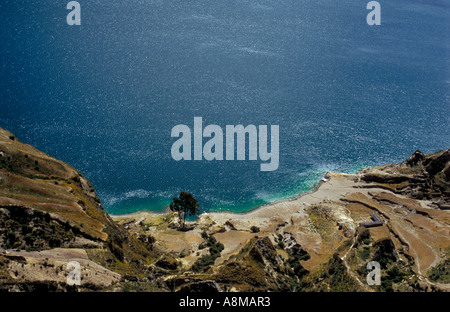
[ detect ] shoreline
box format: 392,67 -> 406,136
111,171 -> 365,270
110,171 -> 357,221
107,163 -> 370,219
108,173 -> 330,218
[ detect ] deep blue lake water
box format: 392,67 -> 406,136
1,0 -> 449,214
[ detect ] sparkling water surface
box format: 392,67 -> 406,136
1,1 -> 449,214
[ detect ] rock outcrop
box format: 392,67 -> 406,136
360,149 -> 450,203
0,127 -> 156,291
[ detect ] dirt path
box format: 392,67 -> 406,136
340,237 -> 373,291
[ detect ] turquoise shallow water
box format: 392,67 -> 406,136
1,1 -> 449,214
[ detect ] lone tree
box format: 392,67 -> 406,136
169,192 -> 200,230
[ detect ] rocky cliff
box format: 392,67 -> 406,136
0,126 -> 448,292
0,127 -> 155,291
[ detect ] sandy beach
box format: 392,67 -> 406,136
112,162 -> 449,285
112,172 -> 354,220
112,172 -> 365,268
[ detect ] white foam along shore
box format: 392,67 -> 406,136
108,173 -> 329,218
110,172 -> 362,229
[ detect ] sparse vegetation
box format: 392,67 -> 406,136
373,239 -> 397,268
357,228 -> 371,245
191,232 -> 224,272
0,207 -> 82,251
1,128 -> 448,292
377,265 -> 406,292
428,258 -> 450,283
359,246 -> 371,261
298,253 -> 361,292
307,205 -> 335,239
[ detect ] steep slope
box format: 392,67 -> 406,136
0,127 -> 156,291
359,149 -> 450,206
0,126 -> 448,292
114,150 -> 449,292
0,127 -> 110,242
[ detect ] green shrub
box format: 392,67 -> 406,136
359,246 -> 371,261
209,242 -> 224,256
428,259 -> 450,283
250,226 -> 260,233
191,232 -> 224,272
373,239 -> 397,267
192,255 -> 215,272
24,234 -> 35,245
357,229 -> 371,244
